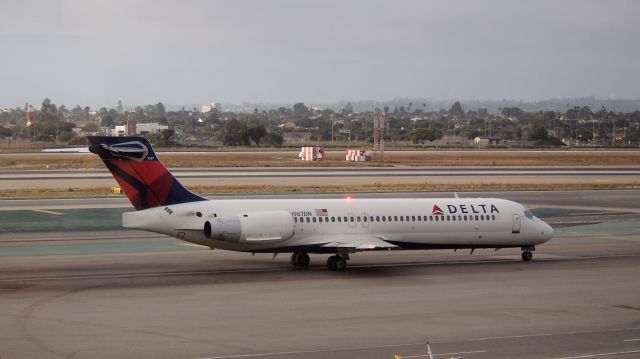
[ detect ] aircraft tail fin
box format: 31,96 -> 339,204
87,136 -> 206,210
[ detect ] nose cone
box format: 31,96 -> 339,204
540,221 -> 554,242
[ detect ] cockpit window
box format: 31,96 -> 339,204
524,209 -> 534,219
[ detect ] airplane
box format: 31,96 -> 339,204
87,136 -> 553,271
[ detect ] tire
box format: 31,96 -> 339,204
522,251 -> 533,261
297,252 -> 310,267
334,257 -> 347,270
327,256 -> 337,270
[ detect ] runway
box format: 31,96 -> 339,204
2,166 -> 639,180
1,166 -> 639,192
0,190 -> 639,358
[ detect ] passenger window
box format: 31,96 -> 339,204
350,216 -> 354,222
363,216 -> 367,222
458,215 -> 462,221
429,216 -> 433,221
331,217 -> 335,222
312,217 -> 317,223
400,216 -> 404,222
417,216 -> 421,222
306,217 -> 310,223
294,217 -> 297,223
392,216 -> 397,221
452,216 -> 456,221
464,215 -> 467,221
369,216 -> 374,222
344,216 -> 348,222
475,215 -> 479,220
357,216 -> 361,222
382,216 -> 386,222
435,216 -> 439,221
446,215 -> 450,221
492,215 -> 496,220
337,217 -> 342,222
376,216 -> 380,222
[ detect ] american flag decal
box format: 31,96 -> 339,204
315,208 -> 328,216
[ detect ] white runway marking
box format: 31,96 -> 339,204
403,350 -> 488,357
470,327 -> 640,341
551,349 -> 640,358
194,342 -> 427,359
31,209 -> 63,215
623,338 -> 640,342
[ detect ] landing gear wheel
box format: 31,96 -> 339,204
334,256 -> 347,270
327,255 -> 337,270
291,252 -> 310,267
522,251 -> 533,262
327,255 -> 347,271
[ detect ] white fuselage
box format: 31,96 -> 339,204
122,197 -> 553,253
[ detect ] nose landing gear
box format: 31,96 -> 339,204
521,246 -> 535,261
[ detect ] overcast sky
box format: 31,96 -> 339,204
1,0 -> 639,108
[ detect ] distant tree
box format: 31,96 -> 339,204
0,127 -> 13,137
83,122 -> 100,132
342,102 -> 353,114
155,102 -> 166,116
246,124 -> 267,147
264,132 -> 284,146
530,123 -> 549,141
410,128 -> 440,143
501,107 -> 525,119
68,136 -> 88,145
293,103 -> 309,117
625,127 -> 639,143
39,98 -> 60,122
448,101 -> 465,119
161,129 -> 175,143
222,119 -> 249,146
101,115 -> 115,127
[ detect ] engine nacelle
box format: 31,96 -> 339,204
204,210 -> 294,243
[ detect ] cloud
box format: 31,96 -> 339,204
1,0 -> 639,107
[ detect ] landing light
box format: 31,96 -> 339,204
345,195 -> 352,201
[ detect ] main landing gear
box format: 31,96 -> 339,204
290,252 -> 310,267
521,246 -> 534,262
290,252 -> 349,270
327,254 -> 348,271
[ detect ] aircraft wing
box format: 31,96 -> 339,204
321,235 -> 397,250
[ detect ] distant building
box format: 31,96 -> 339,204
127,118 -> 136,136
136,122 -> 168,135
107,122 -> 168,137
202,102 -> 222,113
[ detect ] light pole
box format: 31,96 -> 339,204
331,114 -> 334,143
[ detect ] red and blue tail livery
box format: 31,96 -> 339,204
87,136 -> 205,210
